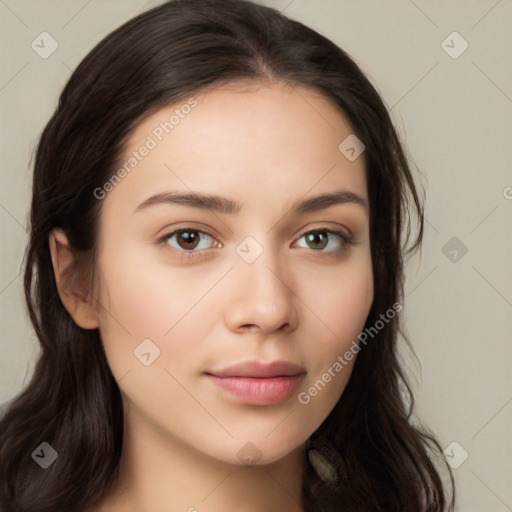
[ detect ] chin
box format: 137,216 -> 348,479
209,434 -> 307,468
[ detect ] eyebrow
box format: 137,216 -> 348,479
134,189 -> 368,216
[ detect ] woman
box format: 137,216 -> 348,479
0,0 -> 455,510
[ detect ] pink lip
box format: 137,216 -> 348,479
205,360 -> 306,405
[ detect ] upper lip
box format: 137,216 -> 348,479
207,360 -> 306,378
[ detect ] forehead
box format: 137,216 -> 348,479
128,80 -> 356,149
104,81 -> 368,217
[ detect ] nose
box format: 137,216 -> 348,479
224,247 -> 299,336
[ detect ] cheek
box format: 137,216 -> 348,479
307,256 -> 373,340
300,255 -> 373,386
95,248 -> 217,376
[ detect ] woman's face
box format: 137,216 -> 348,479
92,81 -> 373,465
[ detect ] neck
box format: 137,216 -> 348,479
93,399 -> 306,512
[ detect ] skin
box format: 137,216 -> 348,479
50,80 -> 374,512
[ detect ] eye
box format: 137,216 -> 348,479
159,228 -> 219,259
157,226 -> 355,261
294,228 -> 354,254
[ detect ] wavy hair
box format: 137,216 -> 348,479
0,0 -> 455,510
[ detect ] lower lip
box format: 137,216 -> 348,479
206,374 -> 305,405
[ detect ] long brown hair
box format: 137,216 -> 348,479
0,1 -> 455,510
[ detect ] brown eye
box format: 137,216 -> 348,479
173,229 -> 201,250
158,227 -> 219,261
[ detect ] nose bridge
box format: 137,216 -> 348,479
226,234 -> 298,333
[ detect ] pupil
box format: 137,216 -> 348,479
308,231 -> 327,249
180,230 -> 198,249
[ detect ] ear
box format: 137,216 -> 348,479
49,228 -> 100,330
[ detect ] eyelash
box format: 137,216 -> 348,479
157,226 -> 356,262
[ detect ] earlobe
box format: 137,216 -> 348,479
48,228 -> 100,330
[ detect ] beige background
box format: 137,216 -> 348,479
1,1 -> 511,510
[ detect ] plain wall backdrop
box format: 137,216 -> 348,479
0,1 -> 511,511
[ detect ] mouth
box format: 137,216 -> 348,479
205,360 -> 306,405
